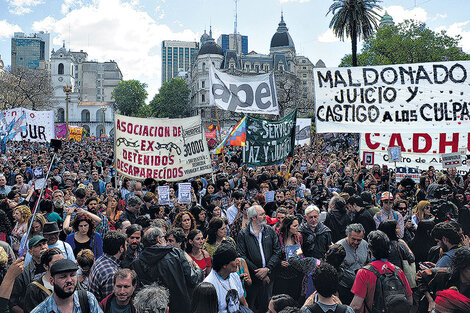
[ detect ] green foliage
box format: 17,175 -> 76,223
327,0 -> 382,66
135,105 -> 153,118
339,20 -> 470,66
150,78 -> 190,118
112,80 -> 148,116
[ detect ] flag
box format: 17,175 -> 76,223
207,123 -> 215,131
214,116 -> 246,154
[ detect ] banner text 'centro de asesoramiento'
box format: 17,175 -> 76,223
314,61 -> 470,133
114,114 -> 212,181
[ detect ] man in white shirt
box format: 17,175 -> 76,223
226,190 -> 245,225
204,243 -> 249,313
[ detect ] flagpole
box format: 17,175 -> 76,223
215,107 -> 227,171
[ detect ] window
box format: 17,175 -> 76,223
57,108 -> 65,123
302,66 -> 307,70
202,63 -> 206,71
303,74 -> 307,78
58,63 -> 64,75
201,80 -> 205,88
201,94 -> 205,102
81,110 -> 90,122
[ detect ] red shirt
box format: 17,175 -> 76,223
351,260 -> 412,313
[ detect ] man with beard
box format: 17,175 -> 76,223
30,259 -> 102,313
264,189 -> 285,218
299,205 -> 332,259
100,269 -> 137,313
86,197 -> 109,238
25,222 -> 76,263
52,190 -> 66,217
121,224 -> 143,268
10,235 -> 48,313
88,231 -> 127,302
431,222 -> 461,268
237,205 -> 281,313
216,178 -> 232,212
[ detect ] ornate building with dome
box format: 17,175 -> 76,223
187,14 -> 326,128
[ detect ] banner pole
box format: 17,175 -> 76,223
215,107 -> 227,171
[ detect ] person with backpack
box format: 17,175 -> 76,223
350,230 -> 413,313
300,263 -> 353,313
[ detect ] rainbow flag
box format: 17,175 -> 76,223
214,116 -> 246,154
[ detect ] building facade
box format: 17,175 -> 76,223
51,44 -> 122,137
161,40 -> 199,84
11,32 -> 50,72
187,14 -> 325,128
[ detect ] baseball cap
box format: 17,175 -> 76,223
381,192 -> 394,201
29,235 -> 47,248
50,259 -> 79,276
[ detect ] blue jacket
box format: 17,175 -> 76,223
65,232 -> 103,258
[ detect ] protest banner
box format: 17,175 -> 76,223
0,108 -> 54,142
441,152 -> 462,168
209,63 -> 279,115
295,118 -> 311,146
114,114 -> 212,181
360,132 -> 470,172
68,126 -> 83,142
55,124 -> 67,138
242,110 -> 296,166
314,61 -> 470,133
178,183 -> 192,204
158,186 -> 170,205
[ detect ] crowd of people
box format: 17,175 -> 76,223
0,137 -> 469,313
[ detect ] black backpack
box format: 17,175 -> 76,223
363,264 -> 410,313
306,302 -> 348,313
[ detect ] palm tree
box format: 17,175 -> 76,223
327,0 -> 382,66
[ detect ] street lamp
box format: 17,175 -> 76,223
100,106 -> 107,137
63,85 -> 72,135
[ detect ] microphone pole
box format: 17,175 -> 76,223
20,139 -> 61,252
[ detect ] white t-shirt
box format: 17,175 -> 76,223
204,269 -> 244,313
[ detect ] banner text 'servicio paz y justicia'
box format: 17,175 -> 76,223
243,110 -> 296,166
115,114 -> 212,181
314,61 -> 470,133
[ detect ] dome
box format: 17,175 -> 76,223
270,13 -> 295,49
200,30 -> 211,45
198,40 -> 224,56
380,11 -> 395,26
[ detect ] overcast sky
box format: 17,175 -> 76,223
1,0 -> 470,98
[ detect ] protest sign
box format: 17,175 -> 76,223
388,147 -> 402,162
178,183 -> 192,204
360,132 -> 470,172
0,108 -> 54,142
295,118 -> 311,146
242,110 -> 296,166
158,186 -> 170,205
396,166 -> 420,183
209,64 -> 279,115
33,167 -> 45,190
314,61 -> 470,133
115,114 -> 212,181
441,152 -> 462,168
68,126 -> 83,142
55,124 -> 67,138
265,190 -> 275,203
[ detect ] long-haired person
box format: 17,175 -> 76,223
190,282 -> 219,313
65,213 -> 103,258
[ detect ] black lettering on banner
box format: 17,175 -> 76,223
183,139 -> 205,157
449,63 -> 467,83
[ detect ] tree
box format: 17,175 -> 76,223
150,78 -> 190,118
0,68 -> 54,110
327,0 -> 382,66
339,20 -> 470,66
111,80 -> 148,116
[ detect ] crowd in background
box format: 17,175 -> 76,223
0,136 -> 469,313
